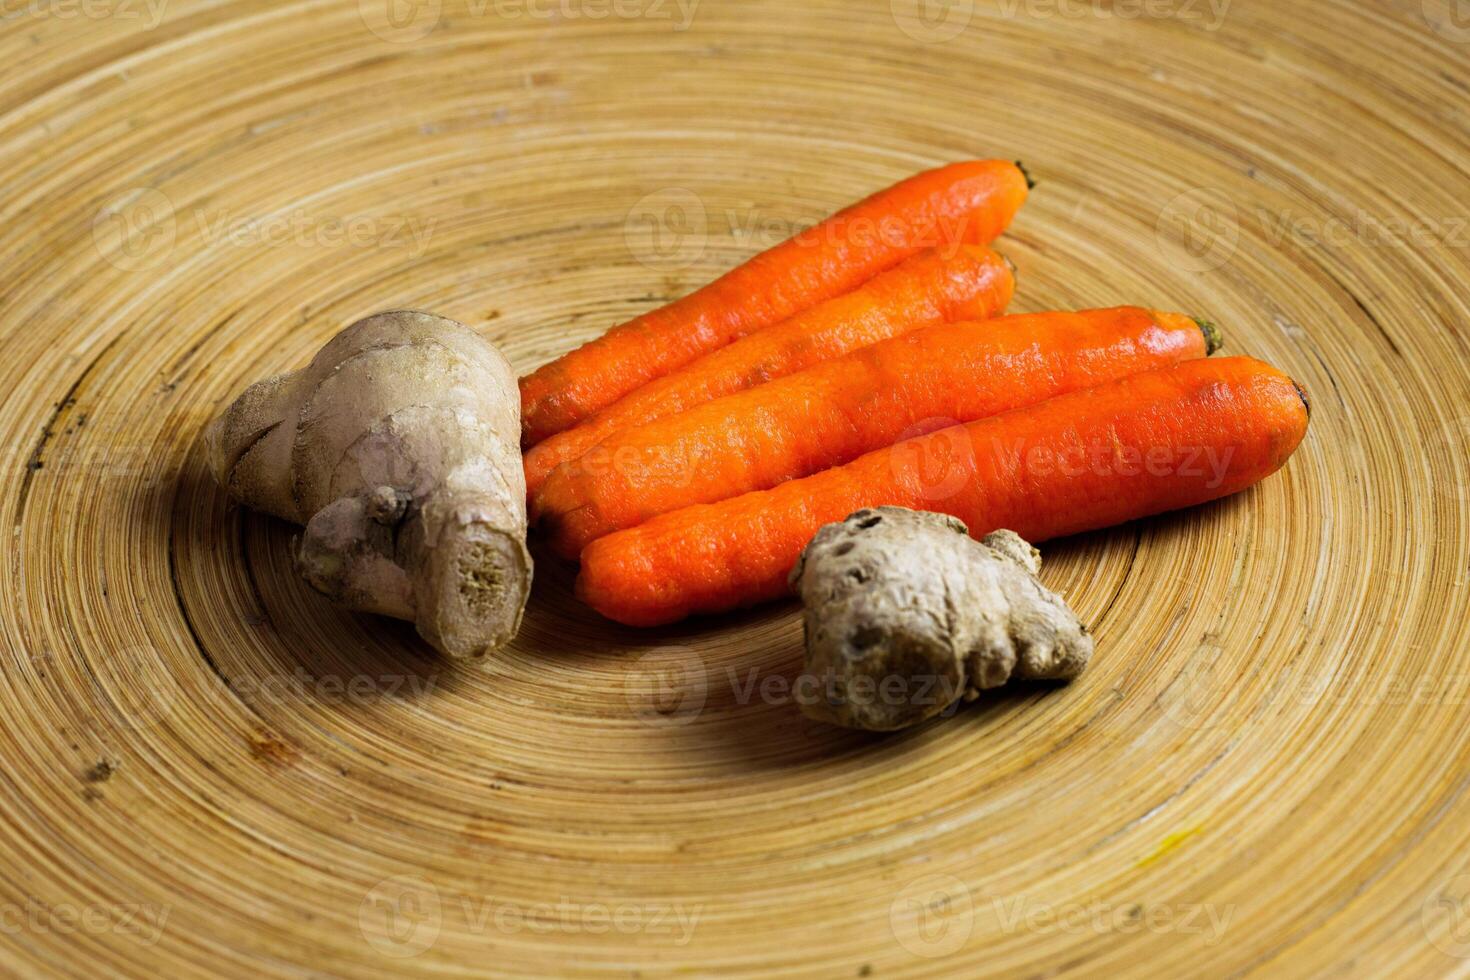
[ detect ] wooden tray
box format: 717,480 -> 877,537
3,1 -> 1469,975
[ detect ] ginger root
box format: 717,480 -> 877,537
790,507 -> 1092,731
206,310 -> 532,660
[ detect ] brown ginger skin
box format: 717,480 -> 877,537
206,310 -> 531,660
790,508 -> 1092,731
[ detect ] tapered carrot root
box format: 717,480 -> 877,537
540,308 -> 1217,557
519,160 -> 1031,446
577,357 -> 1309,626
524,244 -> 1016,496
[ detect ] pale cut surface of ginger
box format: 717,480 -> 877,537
206,310 -> 531,660
790,507 -> 1092,731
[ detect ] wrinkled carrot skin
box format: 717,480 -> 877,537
518,161 -> 1031,446
577,357 -> 1309,626
540,308 -> 1213,557
524,244 -> 1016,496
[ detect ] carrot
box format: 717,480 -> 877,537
538,307 -> 1219,558
524,244 -> 1016,496
518,160 -> 1031,446
577,357 -> 1309,626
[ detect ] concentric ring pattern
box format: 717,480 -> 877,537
2,1 -> 1469,976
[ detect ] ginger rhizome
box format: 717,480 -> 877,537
790,508 -> 1092,730
207,311 -> 531,660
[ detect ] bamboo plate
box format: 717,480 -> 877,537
3,1 -> 1469,976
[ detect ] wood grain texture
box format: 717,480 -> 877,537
1,0 -> 1468,976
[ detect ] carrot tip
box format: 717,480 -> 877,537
1195,319 -> 1224,355
1015,160 -> 1036,190
1292,378 -> 1311,417
1000,252 -> 1018,280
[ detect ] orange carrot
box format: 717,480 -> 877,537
577,357 -> 1309,626
538,308 -> 1219,557
519,160 -> 1031,446
524,244 -> 1016,495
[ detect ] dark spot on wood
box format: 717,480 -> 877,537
248,730 -> 300,767
84,760 -> 115,783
